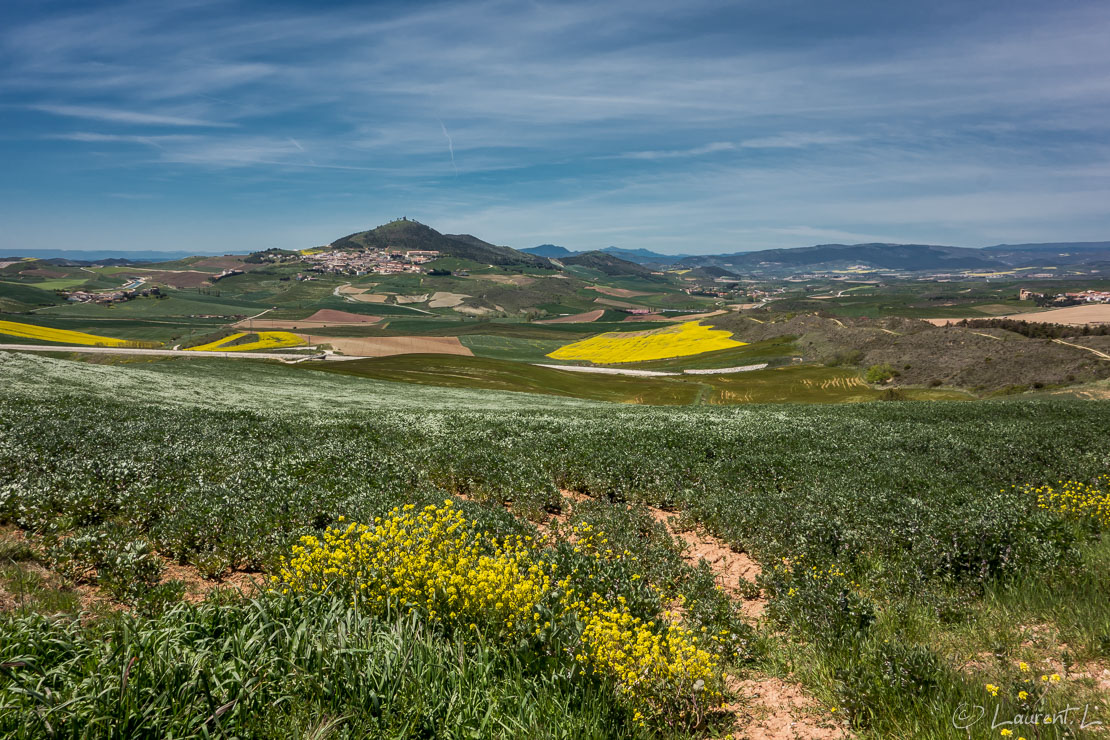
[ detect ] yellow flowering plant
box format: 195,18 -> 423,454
1024,476 -> 1110,528
278,501 -> 726,728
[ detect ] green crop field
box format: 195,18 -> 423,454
1,350 -> 1108,737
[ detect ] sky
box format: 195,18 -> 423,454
2,0 -> 1110,256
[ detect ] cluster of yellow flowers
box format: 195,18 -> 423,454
546,321 -> 745,364
577,599 -> 724,725
984,661 -> 1064,738
187,331 -> 305,352
774,555 -> 861,595
279,501 -> 549,637
278,500 -> 724,726
1027,476 -> 1110,527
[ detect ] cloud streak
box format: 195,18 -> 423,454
1,0 -> 1109,253
439,121 -> 458,176
28,104 -> 233,127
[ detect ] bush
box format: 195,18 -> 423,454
864,363 -> 895,383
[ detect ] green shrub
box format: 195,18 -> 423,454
864,363 -> 895,383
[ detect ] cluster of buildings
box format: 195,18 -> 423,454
63,286 -> 161,305
301,249 -> 440,276
1019,288 -> 1110,304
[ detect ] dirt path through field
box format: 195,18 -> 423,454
563,494 -> 846,738
643,505 -> 764,619
640,505 -> 846,737
451,487 -> 846,738
1053,338 -> 1110,360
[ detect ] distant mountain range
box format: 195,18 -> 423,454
6,230 -> 1110,276
527,241 -> 1110,273
524,245 -> 690,265
0,249 -> 212,263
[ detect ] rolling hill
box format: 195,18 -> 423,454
560,250 -> 664,279
331,220 -> 554,269
523,245 -> 689,265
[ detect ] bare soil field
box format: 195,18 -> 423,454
306,309 -> 382,323
189,256 -> 269,272
586,285 -> 656,298
337,285 -> 390,303
463,274 -> 536,286
593,297 -> 641,309
296,334 -> 474,357
621,310 -> 726,323
428,291 -> 470,308
665,309 -> 728,322
925,304 -> 1110,326
235,309 -> 382,330
133,270 -> 213,288
535,309 -> 605,324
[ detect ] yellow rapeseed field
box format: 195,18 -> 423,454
547,320 -> 744,363
0,320 -> 135,347
185,331 -> 305,352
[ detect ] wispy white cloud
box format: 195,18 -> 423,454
620,142 -> 735,159
740,134 -> 861,149
28,104 -> 233,127
2,0 -> 1110,252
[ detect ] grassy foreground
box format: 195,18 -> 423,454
0,352 -> 1107,737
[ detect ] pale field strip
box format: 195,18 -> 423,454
535,363 -> 676,376
0,352 -> 593,412
535,309 -> 605,324
534,362 -> 768,377
296,334 -> 473,357
427,291 -> 470,308
585,285 -> 656,298
0,344 -> 332,362
683,363 -> 768,375
924,304 -> 1110,327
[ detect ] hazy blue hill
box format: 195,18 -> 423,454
523,244 -> 577,258
598,246 -> 689,265
0,249 -> 212,263
983,241 -> 1110,266
681,243 -> 1005,271
561,250 -> 663,279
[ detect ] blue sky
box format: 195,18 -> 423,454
2,0 -> 1110,255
